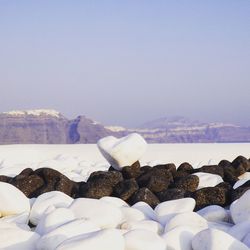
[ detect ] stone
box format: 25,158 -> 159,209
232,155 -> 250,172
129,188 -> 160,208
69,198 -> 123,228
35,207 -> 75,235
228,221 -> 250,241
11,174 -> 44,198
0,227 -> 40,249
57,229 -> 125,250
136,168 -> 172,193
155,198 -> 196,226
156,188 -> 186,202
196,165 -> 224,178
97,133 -> 147,170
0,182 -> 30,217
193,172 -> 223,189
0,175 -> 12,183
178,162 -> 194,172
124,229 -> 166,250
122,161 -> 141,179
164,212 -> 208,233
113,179 -> 139,201
30,191 -> 73,225
172,175 -> 199,192
197,205 -> 229,223
120,206 -> 147,223
162,226 -> 202,250
192,228 -> 249,250
132,201 -> 157,221
121,219 -> 164,234
230,189 -> 250,224
36,219 -> 100,250
192,187 -> 227,210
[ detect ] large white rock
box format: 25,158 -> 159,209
192,172 -> 223,189
233,179 -> 250,189
0,227 -> 40,250
207,221 -> 233,233
164,212 -> 208,233
192,228 -> 249,250
97,133 -> 147,170
0,212 -> 29,224
36,219 -> 100,250
69,198 -> 123,228
230,189 -> 250,224
57,228 -> 125,250
243,232 -> 250,248
197,205 -> 230,223
100,196 -> 129,208
162,226 -> 202,250
121,220 -> 164,234
30,191 -> 73,225
35,207 -> 75,235
132,201 -> 157,221
0,182 -> 30,217
124,229 -> 166,250
155,198 -> 196,226
121,207 -> 147,223
228,221 -> 250,241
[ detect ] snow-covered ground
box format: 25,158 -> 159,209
0,143 -> 250,250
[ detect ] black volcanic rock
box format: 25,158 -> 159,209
129,188 -> 160,208
122,161 -> 141,179
232,155 -> 250,172
172,175 -> 199,192
11,174 -> 44,198
195,165 -> 224,178
156,188 -> 186,202
192,187 -> 227,210
178,162 -> 194,173
0,175 -> 12,183
113,179 -> 139,201
136,169 -> 172,193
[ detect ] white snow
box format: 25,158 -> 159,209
2,109 -> 62,118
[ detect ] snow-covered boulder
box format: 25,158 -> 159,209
97,133 -> 147,170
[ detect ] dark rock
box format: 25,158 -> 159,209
19,168 -> 34,176
122,161 -> 141,179
195,165 -> 224,178
218,160 -> 232,168
87,171 -> 123,187
173,175 -> 199,192
140,166 -> 152,174
79,170 -> 123,199
231,187 -> 250,202
108,166 -> 117,171
232,155 -> 250,172
0,175 -> 12,183
156,188 -> 186,202
192,187 -> 227,210
215,182 -> 233,206
136,169 -> 171,193
129,187 -> 160,208
113,179 -> 139,201
79,181 -> 113,199
173,171 -> 190,180
34,168 -> 76,197
11,174 -> 44,198
178,162 -> 194,173
223,167 -> 239,185
153,163 -> 176,175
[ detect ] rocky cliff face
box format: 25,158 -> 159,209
0,110 -> 249,144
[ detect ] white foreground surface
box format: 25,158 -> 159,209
0,143 -> 250,249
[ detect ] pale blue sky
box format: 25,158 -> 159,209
0,0 -> 249,127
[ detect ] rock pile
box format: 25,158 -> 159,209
0,155 -> 250,210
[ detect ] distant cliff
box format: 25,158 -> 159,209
0,110 -> 249,144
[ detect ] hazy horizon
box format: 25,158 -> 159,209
0,1 -> 249,127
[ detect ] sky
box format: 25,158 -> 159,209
0,0 -> 249,127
